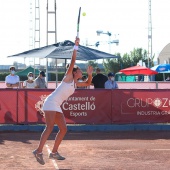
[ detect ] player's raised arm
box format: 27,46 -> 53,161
65,37 -> 80,77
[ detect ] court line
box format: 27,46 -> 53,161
113,149 -> 170,152
45,144 -> 59,170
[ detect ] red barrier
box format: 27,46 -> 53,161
0,89 -> 17,124
17,89 -> 52,124
62,89 -> 112,124
17,89 -> 112,124
1,89 -> 170,124
112,89 -> 170,124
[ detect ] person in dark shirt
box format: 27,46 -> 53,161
91,68 -> 108,88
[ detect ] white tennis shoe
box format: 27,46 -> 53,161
49,152 -> 65,160
32,150 -> 45,165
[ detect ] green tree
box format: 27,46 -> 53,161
103,48 -> 150,73
143,52 -> 155,68
87,60 -> 98,69
121,53 -> 132,68
103,53 -> 121,73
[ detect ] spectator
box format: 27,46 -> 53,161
5,66 -> 20,88
77,75 -> 87,89
34,71 -> 47,89
105,72 -> 118,89
91,68 -> 107,88
82,75 -> 87,81
23,72 -> 36,88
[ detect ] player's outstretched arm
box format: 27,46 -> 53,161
65,37 -> 80,77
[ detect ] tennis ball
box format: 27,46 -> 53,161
82,12 -> 86,16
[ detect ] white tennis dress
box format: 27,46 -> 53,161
42,80 -> 75,113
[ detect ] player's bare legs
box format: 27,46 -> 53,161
52,112 -> 67,153
36,111 -> 56,153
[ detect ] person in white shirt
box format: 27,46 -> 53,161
105,72 -> 118,89
5,66 -> 20,88
77,75 -> 87,89
23,72 -> 36,88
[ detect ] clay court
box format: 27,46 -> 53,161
0,131 -> 170,170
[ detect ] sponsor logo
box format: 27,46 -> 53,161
122,97 -> 170,116
35,95 -> 97,118
35,95 -> 48,115
62,96 -> 96,117
137,110 -> 170,116
127,97 -> 170,108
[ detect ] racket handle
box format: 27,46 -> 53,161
77,7 -> 81,38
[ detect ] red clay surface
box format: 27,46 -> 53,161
0,131 -> 170,170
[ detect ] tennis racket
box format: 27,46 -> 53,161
77,7 -> 81,38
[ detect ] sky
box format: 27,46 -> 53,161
0,0 -> 170,65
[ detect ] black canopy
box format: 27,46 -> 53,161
8,40 -> 119,61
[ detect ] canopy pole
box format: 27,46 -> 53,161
65,59 -> 67,73
46,58 -> 48,87
34,58 -> 35,79
163,73 -> 165,81
55,59 -> 58,88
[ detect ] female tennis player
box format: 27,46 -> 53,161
33,37 -> 93,161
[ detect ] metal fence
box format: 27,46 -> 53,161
117,82 -> 170,89
0,81 -> 170,89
